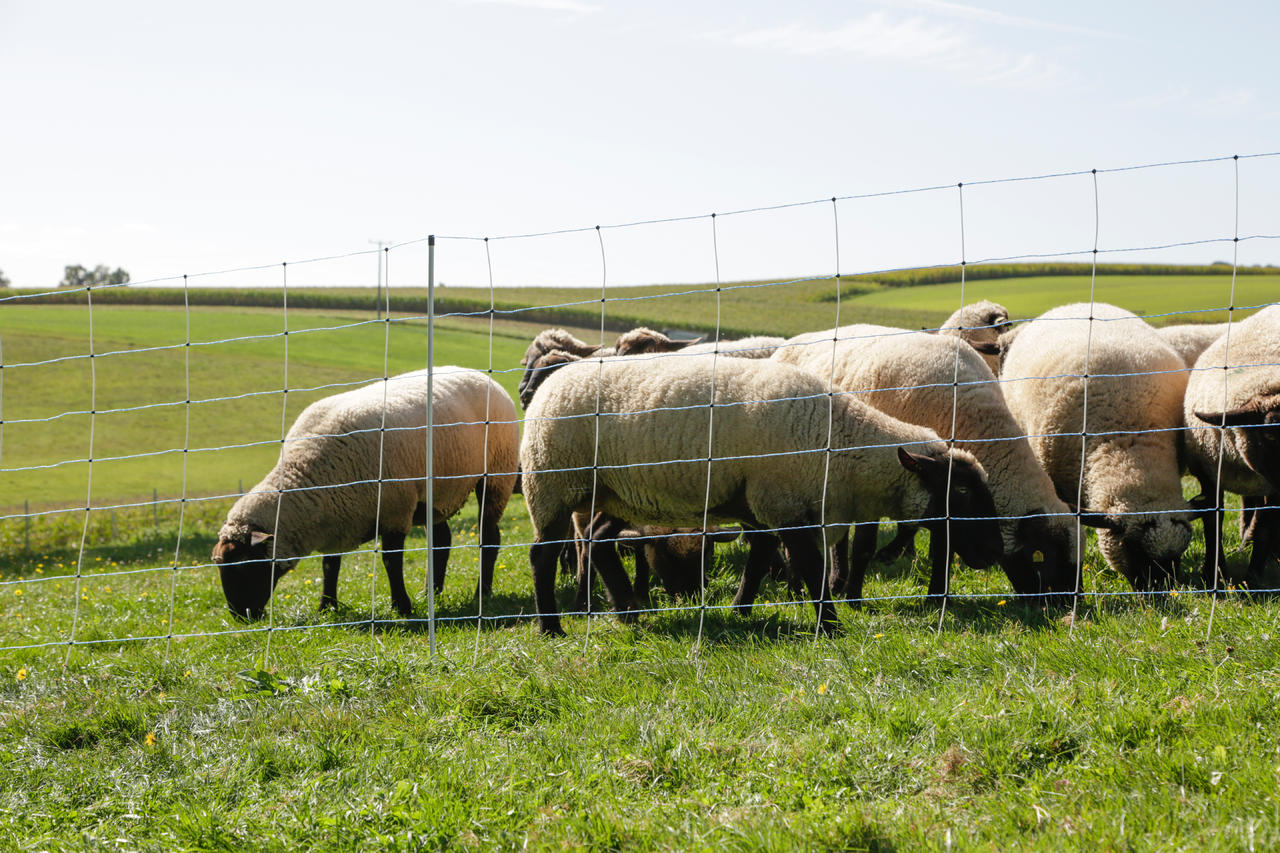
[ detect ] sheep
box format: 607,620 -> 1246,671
1182,305 -> 1280,583
771,324 -> 1079,601
517,331 -> 784,606
519,354 -> 1004,635
933,301 -> 1012,375
211,367 -> 519,619
1158,323 -> 1231,368
1000,303 -> 1194,590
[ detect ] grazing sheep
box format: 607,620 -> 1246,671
1000,303 -> 1193,590
1182,305 -> 1280,582
933,301 -> 1013,375
1158,323 -> 1230,368
520,354 -> 1003,635
518,332 -> 786,608
212,367 -> 519,619
773,324 -> 1078,600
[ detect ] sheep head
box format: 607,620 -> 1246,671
211,529 -> 292,619
1195,393 -> 1280,489
897,446 -> 1003,571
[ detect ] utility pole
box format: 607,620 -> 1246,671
369,239 -> 391,320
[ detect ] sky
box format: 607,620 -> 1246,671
2,0 -> 1278,290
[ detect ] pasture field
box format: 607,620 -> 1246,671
2,286 -> 1280,850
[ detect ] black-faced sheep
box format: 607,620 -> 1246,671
1000,303 -> 1193,590
520,354 -> 1003,635
1183,305 -> 1280,583
772,324 -> 1078,601
212,367 -> 518,618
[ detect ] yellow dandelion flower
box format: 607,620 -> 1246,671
796,687 -> 806,697
1170,590 -> 1180,598
144,732 -> 157,747
997,600 -> 1006,606
184,669 -> 192,678
817,683 -> 829,695
13,589 -> 22,597
103,586 -> 111,593
35,567 -> 43,574
874,633 -> 885,639
16,668 -> 27,682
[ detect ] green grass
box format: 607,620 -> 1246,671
3,278 -> 1280,849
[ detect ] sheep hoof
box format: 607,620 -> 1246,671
538,618 -> 566,637
617,610 -> 639,625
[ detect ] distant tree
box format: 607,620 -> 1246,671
0,269 -> 9,288
59,264 -> 130,288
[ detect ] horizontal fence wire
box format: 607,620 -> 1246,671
3,150 -> 1280,661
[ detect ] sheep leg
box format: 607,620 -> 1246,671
1200,487 -> 1227,590
780,529 -> 838,635
875,522 -> 918,563
476,481 -> 503,598
431,521 -> 451,595
532,513 -> 573,636
319,554 -> 341,610
845,522 -> 878,606
586,516 -> 639,621
380,530 -> 414,618
632,541 -> 652,606
925,524 -> 953,602
1241,495 -> 1260,544
730,532 -> 780,615
1246,496 -> 1279,582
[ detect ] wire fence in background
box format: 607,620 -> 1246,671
2,151 -> 1280,663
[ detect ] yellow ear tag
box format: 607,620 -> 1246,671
1032,550 -> 1045,563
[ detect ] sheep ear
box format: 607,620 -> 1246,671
250,530 -> 273,547
667,337 -> 703,350
968,340 -> 1001,356
1195,405 -> 1265,427
897,446 -> 936,475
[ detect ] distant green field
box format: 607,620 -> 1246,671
844,274 -> 1280,326
0,306 -> 529,509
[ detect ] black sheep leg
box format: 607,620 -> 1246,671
1247,496 -> 1279,582
431,521 -> 451,595
875,522 -> 918,563
730,532 -> 781,616
780,529 -> 838,635
319,554 -> 341,610
586,516 -> 639,621
845,522 -> 879,605
380,530 -> 414,617
924,523 -> 954,602
532,513 -> 573,636
1201,487 -> 1227,589
476,481 -> 503,599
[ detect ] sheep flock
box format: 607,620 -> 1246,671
213,301 -> 1280,635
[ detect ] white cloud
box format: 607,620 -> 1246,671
717,12 -> 1071,87
459,0 -> 600,12
881,0 -> 1117,39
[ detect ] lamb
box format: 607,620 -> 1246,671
1182,305 -> 1280,582
771,324 -> 1079,600
933,301 -> 1012,375
1158,323 -> 1230,368
212,367 -> 519,619
519,354 -> 1004,635
1000,303 -> 1194,590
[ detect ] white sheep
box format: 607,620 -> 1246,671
212,367 -> 519,618
933,300 -> 1012,375
1000,303 -> 1193,590
772,324 -> 1079,600
1158,323 -> 1230,368
1182,305 -> 1280,582
520,354 -> 1003,635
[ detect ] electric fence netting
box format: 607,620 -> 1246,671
3,152 -> 1280,665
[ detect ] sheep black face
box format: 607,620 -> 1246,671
518,350 -> 580,410
1195,402 -> 1280,489
999,513 -> 1077,600
897,447 -> 1003,570
1088,513 -> 1192,591
211,531 -> 289,619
